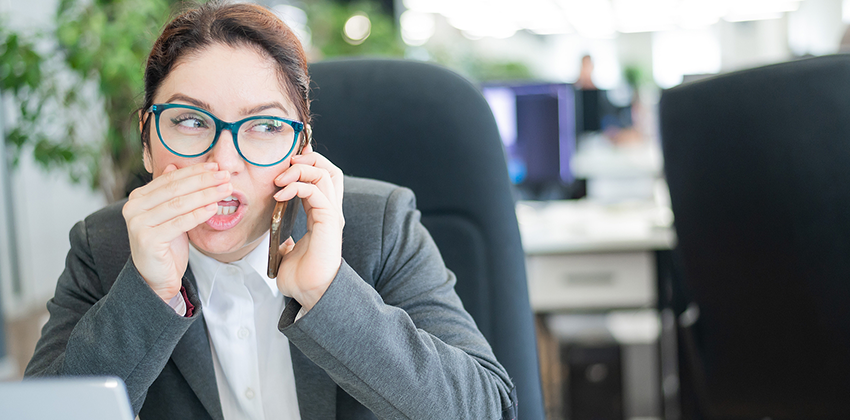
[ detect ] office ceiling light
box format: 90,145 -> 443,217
724,0 -> 802,22
403,0 -> 807,38
520,0 -> 573,35
724,12 -> 784,22
613,0 -> 677,33
401,10 -> 436,46
405,0 -> 571,38
525,16 -> 573,35
343,13 -> 371,45
676,0 -> 724,29
561,0 -> 617,39
446,2 -> 520,39
403,0 -> 450,14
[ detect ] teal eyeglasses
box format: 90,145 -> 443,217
146,103 -> 304,167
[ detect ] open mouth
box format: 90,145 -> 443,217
206,193 -> 247,230
217,195 -> 239,216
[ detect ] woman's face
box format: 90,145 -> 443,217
144,43 -> 299,262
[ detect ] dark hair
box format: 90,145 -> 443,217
139,1 -> 310,151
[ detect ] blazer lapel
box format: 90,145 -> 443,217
289,208 -> 338,419
171,267 -> 225,420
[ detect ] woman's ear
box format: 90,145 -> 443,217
139,110 -> 153,173
303,123 -> 312,151
143,146 -> 153,174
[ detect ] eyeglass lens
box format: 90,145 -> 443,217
158,106 -> 296,165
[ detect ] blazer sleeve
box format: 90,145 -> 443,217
278,186 -> 515,420
24,219 -> 202,414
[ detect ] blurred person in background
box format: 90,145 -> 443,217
23,2 -> 516,419
575,54 -> 597,90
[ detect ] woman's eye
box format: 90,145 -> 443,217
171,115 -> 208,129
250,120 -> 285,134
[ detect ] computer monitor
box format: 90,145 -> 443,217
482,82 -> 577,199
0,377 -> 135,420
577,89 -> 631,133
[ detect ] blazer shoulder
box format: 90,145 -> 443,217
82,199 -> 129,242
78,199 -> 131,277
343,175 -> 404,200
339,176 -> 422,285
341,176 -> 417,230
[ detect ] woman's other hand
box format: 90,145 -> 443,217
273,146 -> 345,311
122,162 -> 232,302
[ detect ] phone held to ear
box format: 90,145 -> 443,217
267,124 -> 311,279
267,197 -> 300,278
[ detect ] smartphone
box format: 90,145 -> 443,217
267,197 -> 301,278
267,127 -> 310,279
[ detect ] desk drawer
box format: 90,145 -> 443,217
526,251 -> 655,311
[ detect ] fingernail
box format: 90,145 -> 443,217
274,190 -> 284,200
218,183 -> 230,192
214,171 -> 227,179
204,163 -> 217,170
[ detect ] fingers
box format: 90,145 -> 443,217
139,182 -> 233,228
274,164 -> 335,203
135,202 -> 219,248
134,162 -> 219,197
162,164 -> 178,175
130,164 -> 231,213
123,161 -> 233,248
276,152 -> 344,207
273,181 -> 336,217
278,237 -> 296,256
290,152 -> 342,184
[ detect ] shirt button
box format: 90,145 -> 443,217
245,387 -> 255,400
237,327 -> 250,339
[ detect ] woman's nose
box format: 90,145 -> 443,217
207,130 -> 245,173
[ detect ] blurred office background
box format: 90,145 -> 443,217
1,0 -> 849,419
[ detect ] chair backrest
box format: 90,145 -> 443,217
308,58 -> 544,420
660,55 -> 850,419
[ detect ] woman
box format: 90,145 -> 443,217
25,2 -> 516,420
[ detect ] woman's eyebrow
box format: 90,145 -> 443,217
242,102 -> 288,116
166,93 -> 214,111
164,94 -> 287,117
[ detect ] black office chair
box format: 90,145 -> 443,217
660,55 -> 850,420
308,58 -> 545,420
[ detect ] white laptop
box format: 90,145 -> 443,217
0,377 -> 135,420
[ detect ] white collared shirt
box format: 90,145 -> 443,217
186,232 -> 301,420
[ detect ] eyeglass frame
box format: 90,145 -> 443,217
146,103 -> 305,167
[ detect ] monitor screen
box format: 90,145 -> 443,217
482,83 -> 576,192
577,89 -> 632,133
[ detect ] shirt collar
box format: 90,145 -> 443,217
188,231 -> 280,308
241,232 -> 280,296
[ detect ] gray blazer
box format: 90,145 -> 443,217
25,176 -> 516,420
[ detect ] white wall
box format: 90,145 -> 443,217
789,0 -> 845,56
719,17 -> 791,73
1,155 -> 106,317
